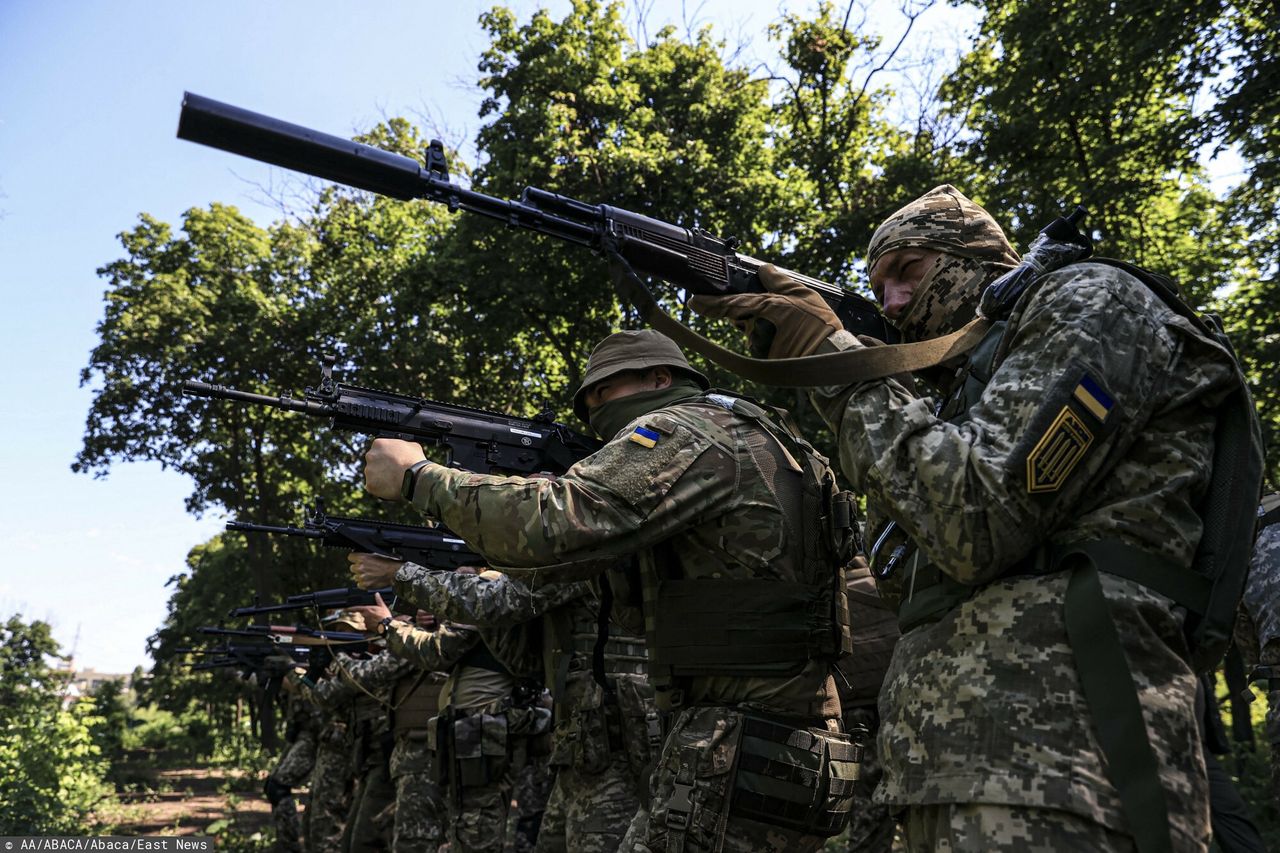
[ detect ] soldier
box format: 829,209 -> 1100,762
293,613 -> 416,853
360,584 -> 549,853
689,184 -> 1260,851
361,329 -> 862,852
1244,492 -> 1280,812
263,663 -> 321,853
300,618 -> 364,853
349,554 -> 656,853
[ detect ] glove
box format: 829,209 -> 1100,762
688,264 -> 843,358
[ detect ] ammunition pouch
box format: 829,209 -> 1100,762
428,695 -> 554,798
391,671 -> 443,734
730,714 -> 864,837
657,707 -> 862,848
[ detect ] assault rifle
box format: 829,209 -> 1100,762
197,624 -> 369,646
176,92 -> 895,343
225,499 -> 480,568
228,586 -> 401,619
184,359 -> 601,476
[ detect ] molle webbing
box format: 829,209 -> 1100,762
650,579 -> 835,676
730,715 -> 862,837
456,641 -> 511,676
392,672 -> 442,732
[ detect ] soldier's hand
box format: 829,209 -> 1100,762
363,438 -> 428,500
688,264 -> 843,358
347,591 -> 393,628
348,552 -> 402,590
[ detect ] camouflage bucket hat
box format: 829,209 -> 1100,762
324,609 -> 367,633
572,329 -> 708,423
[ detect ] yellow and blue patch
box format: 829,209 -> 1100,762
629,426 -> 661,448
1072,374 -> 1113,423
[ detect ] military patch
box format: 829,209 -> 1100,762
629,426 -> 660,448
1026,405 -> 1093,493
1072,374 -> 1114,422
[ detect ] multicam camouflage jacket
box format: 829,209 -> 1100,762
811,261 -> 1239,848
408,396 -> 842,721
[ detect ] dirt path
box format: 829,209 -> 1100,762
97,761 -> 272,837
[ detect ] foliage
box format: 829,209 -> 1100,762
0,614 -> 112,834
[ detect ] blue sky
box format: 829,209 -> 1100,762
0,0 -> 982,674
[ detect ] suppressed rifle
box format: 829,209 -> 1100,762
228,586 -> 401,619
198,624 -> 369,646
226,498 -> 481,568
176,92 -> 895,343
184,359 -> 601,476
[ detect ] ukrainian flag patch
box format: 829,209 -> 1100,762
629,426 -> 660,448
1072,374 -> 1113,423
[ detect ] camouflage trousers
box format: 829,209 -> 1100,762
270,730 -> 316,853
511,754 -> 555,853
900,805 -> 1136,853
841,708 -> 895,853
387,734 -> 446,853
627,705 -> 828,853
308,731 -> 355,853
345,758 -> 397,853
448,771 -> 514,853
536,753 -> 642,853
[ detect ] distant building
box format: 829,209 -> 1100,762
60,666 -> 132,707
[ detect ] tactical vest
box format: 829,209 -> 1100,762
391,670 -> 444,733
870,258 -> 1263,853
544,595 -> 648,702
835,563 -> 900,708
643,392 -> 856,689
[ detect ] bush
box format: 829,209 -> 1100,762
0,615 -> 112,833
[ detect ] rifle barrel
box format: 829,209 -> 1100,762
183,380 -> 334,415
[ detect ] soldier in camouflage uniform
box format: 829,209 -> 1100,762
294,632 -> 418,853
690,184 -> 1253,851
1243,493 -> 1280,812
264,674 -> 321,853
362,330 -> 862,853
350,554 -> 656,853
300,625 -> 363,853
364,591 -> 550,853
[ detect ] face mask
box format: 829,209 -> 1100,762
587,378 -> 704,440
894,254 -> 989,342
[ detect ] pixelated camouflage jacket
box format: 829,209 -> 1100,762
392,566 -> 655,770
410,397 -> 841,720
299,648 -> 418,737
810,261 -> 1238,846
1245,520 -> 1280,655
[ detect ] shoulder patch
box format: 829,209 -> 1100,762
629,426 -> 661,448
1026,406 -> 1093,493
1012,363 -> 1120,497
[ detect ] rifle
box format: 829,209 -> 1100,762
226,499 -> 481,569
197,625 -> 369,646
176,92 -> 895,343
228,586 -> 401,619
185,359 -> 602,475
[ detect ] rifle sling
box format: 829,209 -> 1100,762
607,254 -> 990,387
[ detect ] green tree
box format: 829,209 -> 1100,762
0,615 -> 110,833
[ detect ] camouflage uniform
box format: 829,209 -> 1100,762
804,186 -> 1240,850
303,654 -> 359,853
267,693 -> 320,853
384,616 -> 547,853
300,649 -> 418,852
392,566 -> 656,853
1243,500 -> 1280,812
384,667 -> 449,853
404,334 -> 858,853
